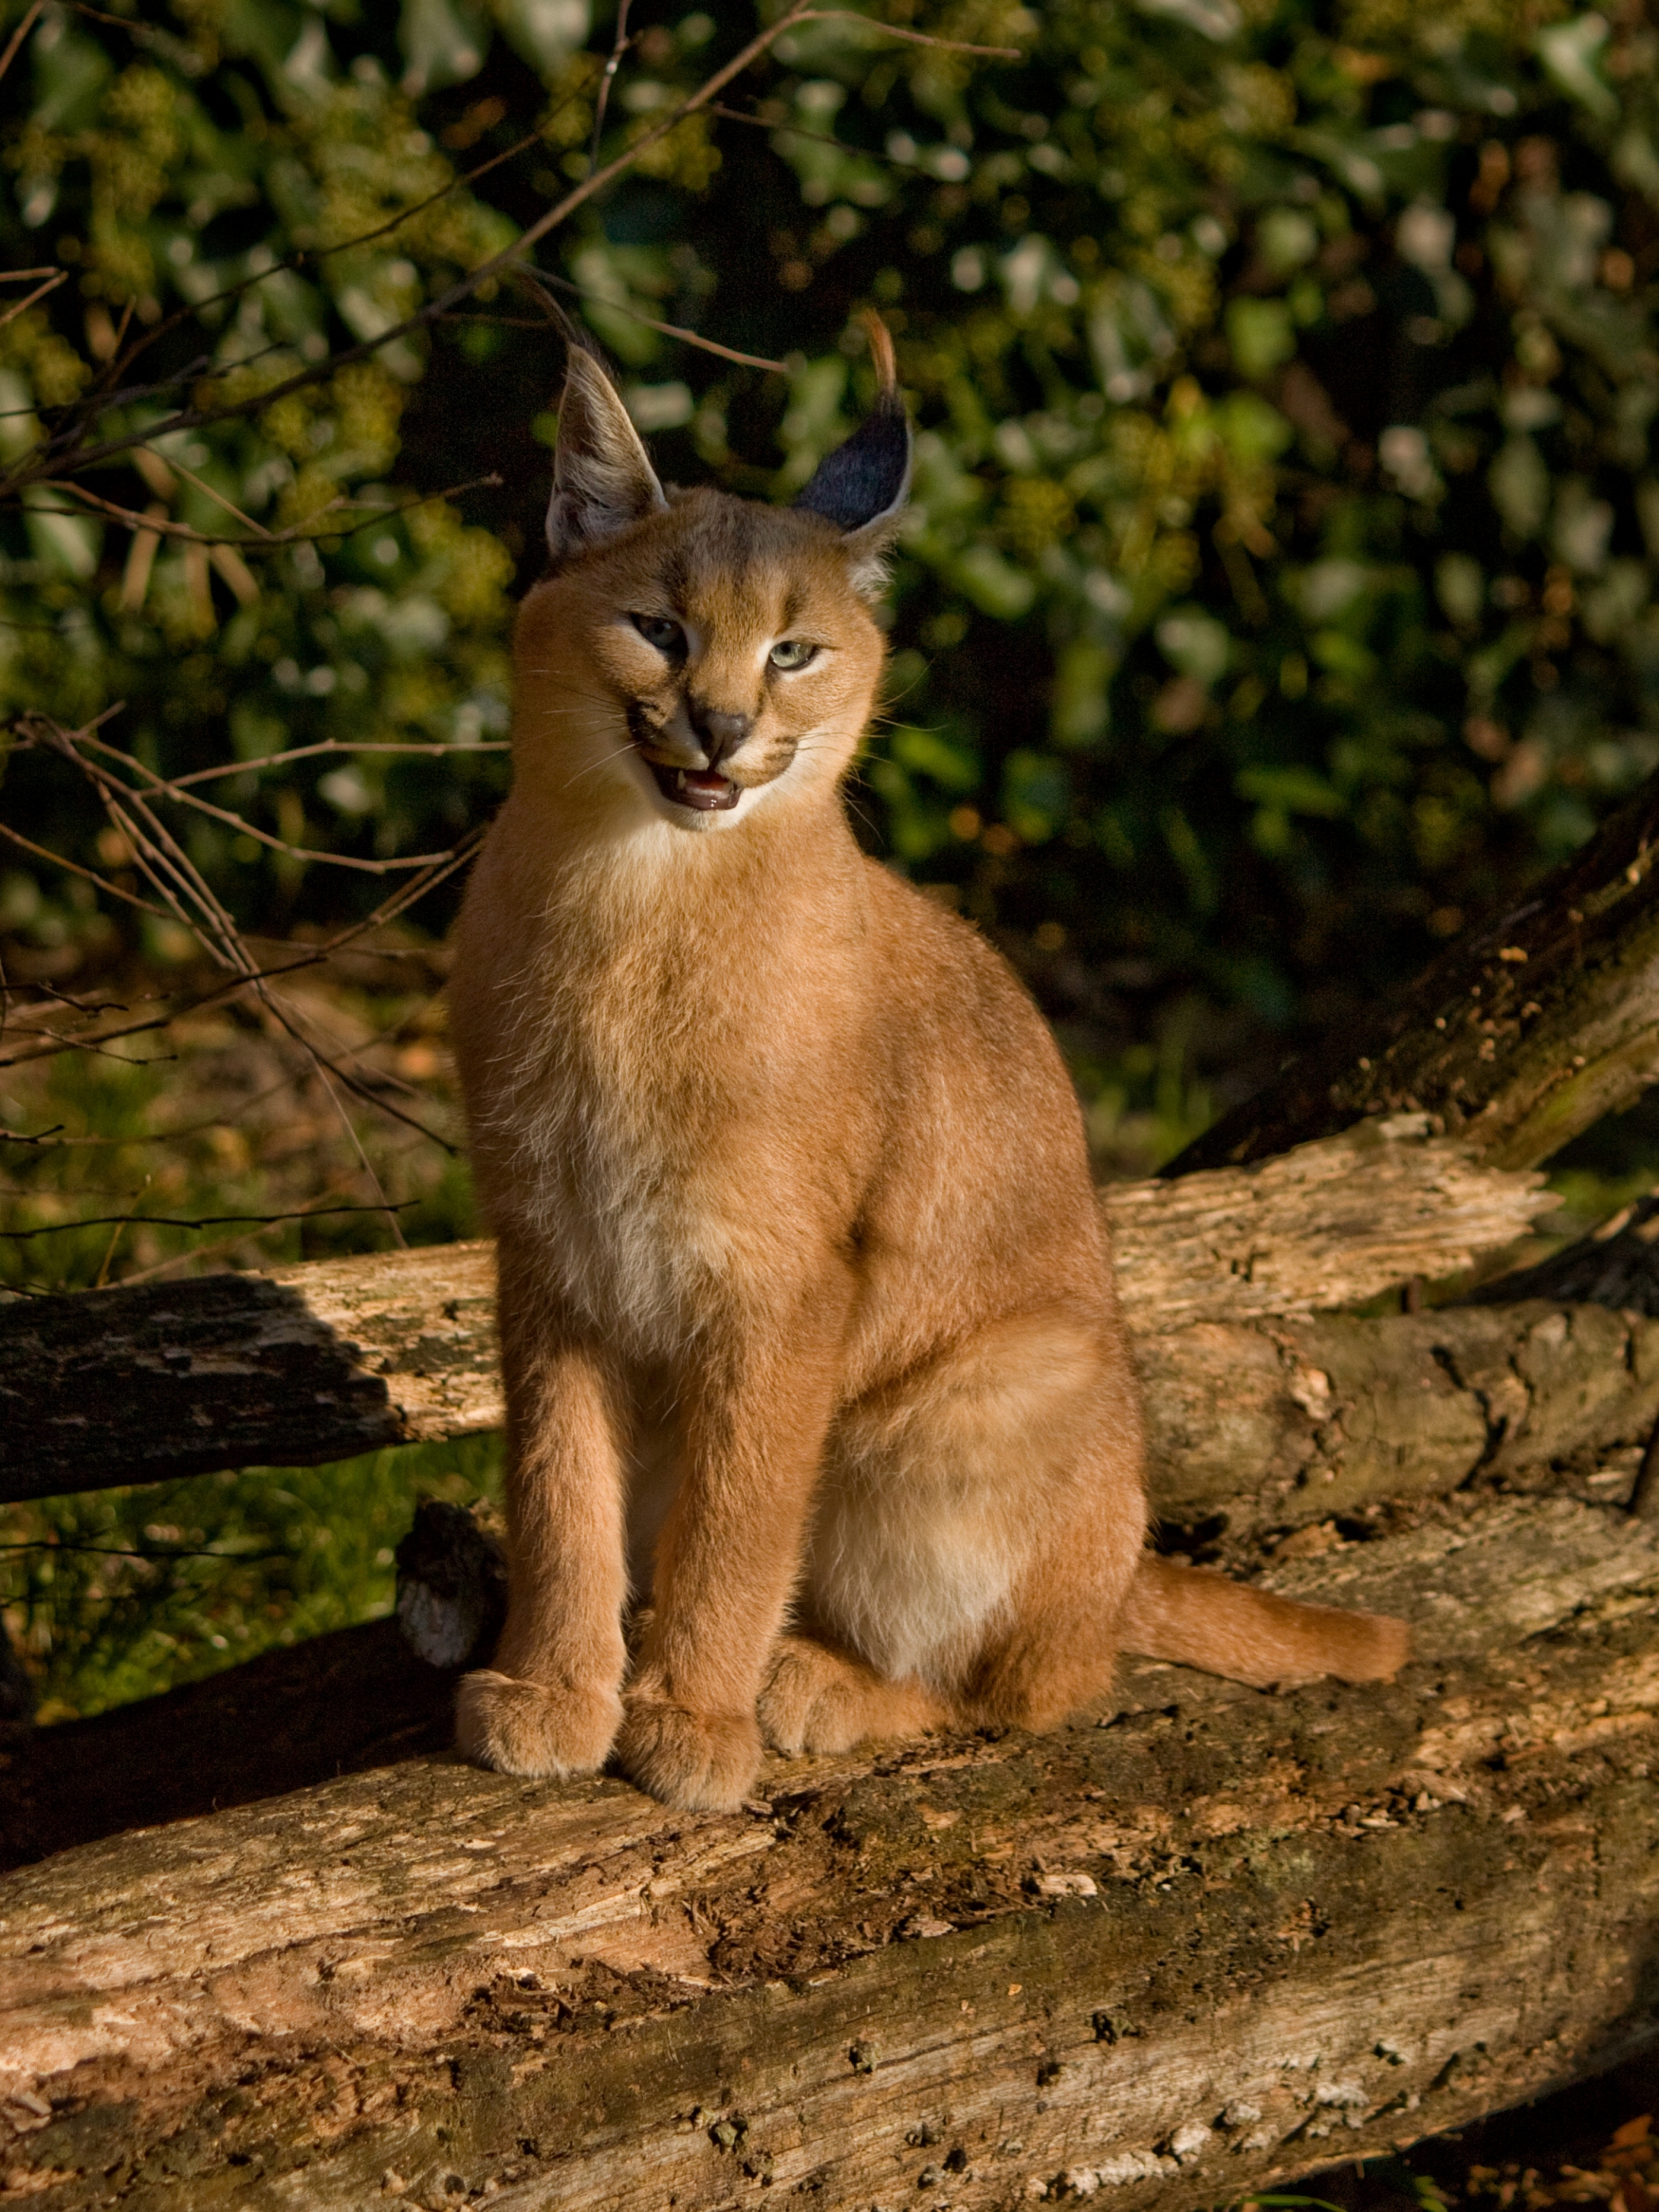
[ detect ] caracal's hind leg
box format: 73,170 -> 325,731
758,1634 -> 950,1756
963,1463 -> 1145,1733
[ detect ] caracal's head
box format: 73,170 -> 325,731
511,326 -> 910,838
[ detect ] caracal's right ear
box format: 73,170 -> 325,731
793,313 -> 912,599
545,344 -> 667,562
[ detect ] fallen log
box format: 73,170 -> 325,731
1167,761 -> 1659,1175
0,1118 -> 1552,1503
2,1490 -> 1655,2209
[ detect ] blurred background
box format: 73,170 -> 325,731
4,0 -> 1659,1727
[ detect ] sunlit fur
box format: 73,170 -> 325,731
448,360 -> 1409,1815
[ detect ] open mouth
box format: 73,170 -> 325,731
642,757 -> 740,813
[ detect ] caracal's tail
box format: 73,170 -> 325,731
1118,1554 -> 1410,1687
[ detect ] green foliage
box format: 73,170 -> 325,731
6,0 -> 1659,1101
0,0 -> 530,936
0,943 -> 474,1292
776,0 -> 1659,1059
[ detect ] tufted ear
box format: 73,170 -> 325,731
794,315 -> 912,598
545,345 -> 667,562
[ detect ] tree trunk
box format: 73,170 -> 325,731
0,1120 -> 1552,1504
2,1493 -> 1656,2210
1165,764 -> 1659,1175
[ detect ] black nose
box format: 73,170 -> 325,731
687,700 -> 751,767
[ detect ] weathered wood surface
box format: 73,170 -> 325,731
0,1617 -> 453,1873
1141,1296 -> 1659,1532
1167,761 -> 1659,1175
0,1120 -> 1553,1503
2,1494 -> 1656,2209
1107,1113 -> 1553,1328
9,1264 -> 1651,1549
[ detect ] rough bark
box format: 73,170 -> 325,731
1139,1296 -> 1659,1534
1165,764 -> 1659,1176
0,1121 -> 1552,1505
2,1494 -> 1656,2210
1106,1114 -> 1553,1328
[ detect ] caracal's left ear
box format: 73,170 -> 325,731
545,342 -> 667,562
793,314 -> 911,598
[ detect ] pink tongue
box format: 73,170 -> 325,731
686,771 -> 728,793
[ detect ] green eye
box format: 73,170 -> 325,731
769,638 -> 818,671
633,614 -> 684,654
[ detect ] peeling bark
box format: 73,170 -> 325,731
1,1499 -> 1656,2209
1166,763 -> 1659,1175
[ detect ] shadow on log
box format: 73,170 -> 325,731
0,1619 -> 454,1875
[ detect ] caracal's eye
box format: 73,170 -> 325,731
768,638 -> 818,672
632,614 -> 685,654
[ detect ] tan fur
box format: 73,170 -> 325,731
448,344 -> 1409,1813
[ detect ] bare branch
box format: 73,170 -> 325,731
135,446 -> 273,539
710,101 -> 931,170
0,1 -> 42,92
795,9 -> 1023,56
0,1 -> 833,491
2,1199 -> 411,1241
60,728 -> 475,876
0,272 -> 65,340
512,268 -> 787,373
590,0 -> 634,174
164,737 -> 510,791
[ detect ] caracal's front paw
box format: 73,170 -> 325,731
455,1669 -> 623,1779
614,1696 -> 762,1812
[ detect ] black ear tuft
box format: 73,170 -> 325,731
793,312 -> 911,534
794,395 -> 911,530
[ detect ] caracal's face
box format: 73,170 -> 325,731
515,488 -> 888,837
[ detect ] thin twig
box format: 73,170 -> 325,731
514,267 -> 786,372
0,0 -> 1016,492
0,270 -> 65,341
60,728 -> 472,876
797,9 -> 1021,54
710,101 -> 930,169
41,470 -> 502,553
0,0 -> 42,91
2,1200 -> 411,1240
163,736 -> 509,790
0,827 -> 486,1071
0,817 -> 174,922
590,0 -> 634,174
135,445 -> 272,538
